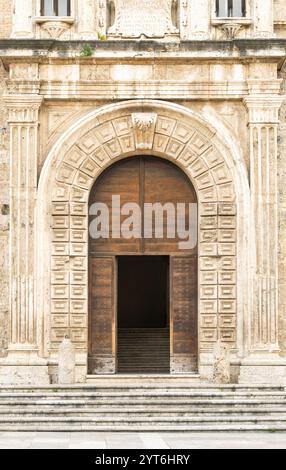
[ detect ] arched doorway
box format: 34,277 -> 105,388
38,99 -> 241,382
88,156 -> 198,375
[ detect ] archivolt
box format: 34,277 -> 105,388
36,100 -> 248,368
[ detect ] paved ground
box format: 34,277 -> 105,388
0,432 -> 285,449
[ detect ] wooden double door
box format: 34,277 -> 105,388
88,156 -> 198,375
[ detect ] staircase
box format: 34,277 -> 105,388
117,328 -> 170,373
0,381 -> 286,431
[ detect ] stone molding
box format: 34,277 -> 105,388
4,75 -> 282,104
39,80 -> 249,101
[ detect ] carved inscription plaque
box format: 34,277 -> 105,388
109,0 -> 177,38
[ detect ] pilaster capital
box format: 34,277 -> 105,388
243,95 -> 284,124
3,94 -> 44,124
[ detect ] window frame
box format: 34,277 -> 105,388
40,0 -> 71,17
216,0 -> 247,18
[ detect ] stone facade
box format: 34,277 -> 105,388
0,1 -> 286,385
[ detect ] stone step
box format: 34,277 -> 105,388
1,407 -> 286,416
0,390 -> 286,398
117,359 -> 169,361
117,348 -> 170,352
1,399 -> 286,408
117,357 -> 169,360
117,328 -> 170,373
118,369 -> 170,373
118,328 -> 170,332
118,338 -> 170,342
118,339 -> 169,343
117,355 -> 169,359
1,399 -> 286,407
86,378 -> 203,386
2,381 -> 284,391
117,368 -> 170,371
0,424 -> 286,432
0,416 -> 285,428
117,347 -> 170,350
0,381 -> 285,431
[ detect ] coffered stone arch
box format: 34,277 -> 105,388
36,100 -> 250,380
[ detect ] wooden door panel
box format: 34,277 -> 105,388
88,156 -> 199,375
170,255 -> 198,373
88,256 -> 116,374
89,158 -> 141,254
143,157 -> 197,254
89,156 -> 198,255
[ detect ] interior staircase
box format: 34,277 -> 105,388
117,328 -> 170,373
0,380 -> 286,431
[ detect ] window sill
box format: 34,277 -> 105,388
34,16 -> 75,25
212,17 -> 252,26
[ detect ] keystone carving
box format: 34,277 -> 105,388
132,112 -> 157,150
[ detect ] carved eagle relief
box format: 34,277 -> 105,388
108,0 -> 178,38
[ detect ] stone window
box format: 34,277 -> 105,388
41,0 -> 71,16
216,0 -> 246,17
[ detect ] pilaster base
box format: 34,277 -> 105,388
88,355 -> 115,375
0,347 -> 50,385
239,356 -> 286,385
170,354 -> 198,374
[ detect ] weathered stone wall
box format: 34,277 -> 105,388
274,0 -> 286,37
278,75 -> 286,356
0,0 -> 12,39
274,0 -> 286,21
0,60 -> 9,355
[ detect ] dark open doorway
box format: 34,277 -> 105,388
117,256 -> 170,373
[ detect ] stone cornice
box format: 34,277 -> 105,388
0,39 -> 286,62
